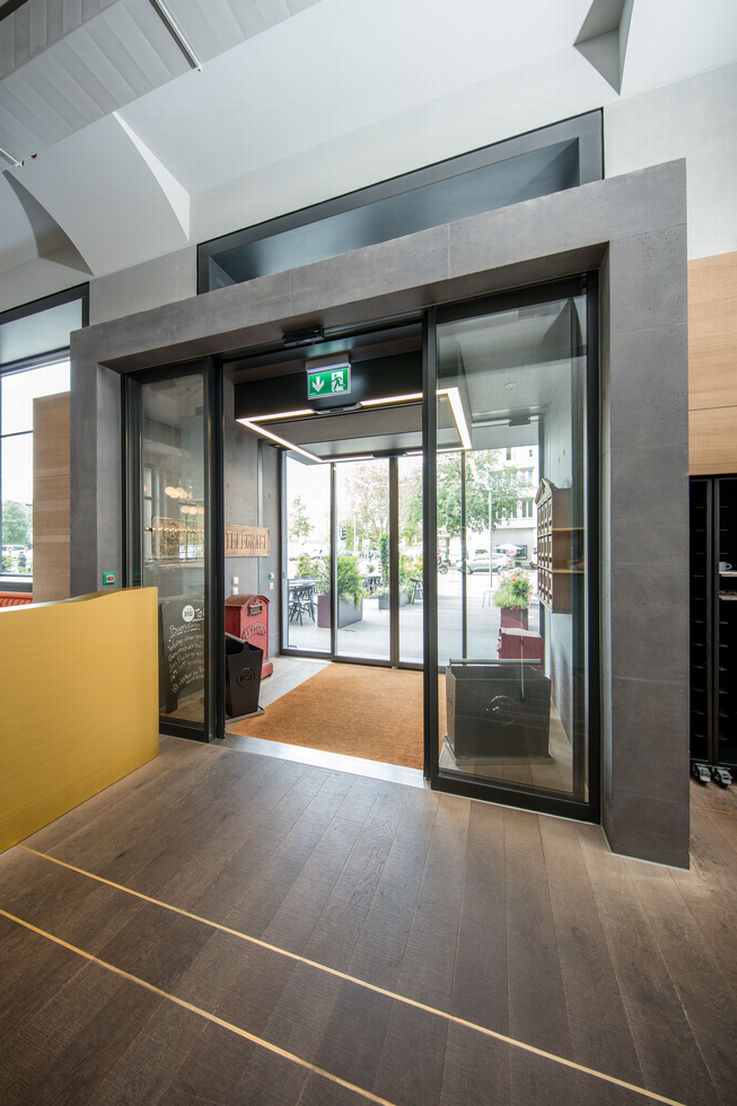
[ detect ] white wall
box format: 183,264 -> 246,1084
605,61 -> 737,259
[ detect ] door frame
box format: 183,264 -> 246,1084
280,450 -> 424,671
422,277 -> 600,819
123,357 -> 225,742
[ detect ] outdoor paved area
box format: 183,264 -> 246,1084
286,569 -> 541,663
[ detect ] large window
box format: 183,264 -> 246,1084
0,286 -> 86,588
198,112 -> 602,292
1,358 -> 70,581
432,278 -> 596,815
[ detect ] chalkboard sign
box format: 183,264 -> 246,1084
159,596 -> 205,713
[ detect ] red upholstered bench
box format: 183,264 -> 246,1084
0,593 -> 33,607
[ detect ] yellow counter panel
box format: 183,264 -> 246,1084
0,587 -> 159,853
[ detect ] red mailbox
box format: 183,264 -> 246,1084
225,594 -> 273,677
497,626 -> 544,667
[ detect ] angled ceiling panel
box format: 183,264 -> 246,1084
0,0 -> 119,79
0,0 -> 190,154
8,111 -> 191,273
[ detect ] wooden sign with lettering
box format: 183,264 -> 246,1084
225,525 -> 271,557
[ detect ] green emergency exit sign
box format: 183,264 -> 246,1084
307,364 -> 351,399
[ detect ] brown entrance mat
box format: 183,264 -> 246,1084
228,663 -> 424,769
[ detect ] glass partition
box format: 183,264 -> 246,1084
140,371 -> 208,728
1,358 -> 70,583
436,284 -> 591,803
335,458 -> 390,661
284,454 -> 331,653
398,455 -> 424,664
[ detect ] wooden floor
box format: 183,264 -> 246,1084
1,737 -> 736,1105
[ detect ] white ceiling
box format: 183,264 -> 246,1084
1,0 -> 736,308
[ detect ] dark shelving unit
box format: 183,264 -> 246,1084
690,476 -> 737,768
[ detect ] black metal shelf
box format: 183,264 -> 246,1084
690,476 -> 737,769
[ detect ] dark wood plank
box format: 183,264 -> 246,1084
391,793 -> 470,1011
626,854 -> 737,1104
298,1072 -> 378,1106
438,1021 -> 510,1106
209,937 -> 297,1037
371,999 -> 447,1106
162,1020 -> 308,1106
87,1002 -> 209,1106
261,809 -> 368,954
503,807 -> 573,1059
346,787 -> 439,991
580,829 -> 723,1106
219,771 -> 367,939
299,782 -> 408,968
188,765 -> 351,925
0,959 -> 161,1105
539,816 -> 644,1089
312,981 -> 394,1092
0,914 -> 85,1041
260,961 -> 343,1062
450,799 -> 508,1032
671,814 -> 737,1011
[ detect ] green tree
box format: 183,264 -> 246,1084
436,451 -> 532,537
288,495 -> 312,542
339,463 -> 389,551
2,501 -> 31,545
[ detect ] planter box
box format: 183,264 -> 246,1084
445,660 -> 551,761
316,593 -> 363,628
499,606 -> 528,629
378,590 -> 411,610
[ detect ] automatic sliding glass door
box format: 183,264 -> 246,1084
284,452 -> 423,667
335,458 -> 390,661
429,277 -> 597,817
125,361 -> 223,741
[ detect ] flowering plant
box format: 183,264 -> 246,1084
493,570 -> 530,609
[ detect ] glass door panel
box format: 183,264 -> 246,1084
284,455 -> 331,653
398,455 -> 424,664
436,451 -> 464,664
335,458 -> 390,661
436,286 -> 590,803
140,372 -> 207,728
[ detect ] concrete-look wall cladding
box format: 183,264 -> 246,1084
223,379 -> 281,659
69,160 -> 689,867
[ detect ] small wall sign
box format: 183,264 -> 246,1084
307,363 -> 351,400
225,525 -> 271,557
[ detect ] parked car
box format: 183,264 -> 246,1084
458,551 -> 512,574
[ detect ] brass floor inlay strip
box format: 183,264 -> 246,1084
0,905 -> 399,1106
16,845 -> 690,1106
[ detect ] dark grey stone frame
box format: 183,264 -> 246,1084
70,159 -> 689,866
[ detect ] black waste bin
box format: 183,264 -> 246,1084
225,633 -> 263,717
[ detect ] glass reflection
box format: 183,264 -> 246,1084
437,291 -> 588,800
141,373 -> 207,725
284,455 -> 330,653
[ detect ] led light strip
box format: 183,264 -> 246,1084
239,387 -> 471,459
237,417 -> 323,463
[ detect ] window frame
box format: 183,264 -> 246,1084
0,285 -> 88,592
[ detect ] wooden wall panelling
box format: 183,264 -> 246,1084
689,251 -> 737,476
32,392 -> 70,603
